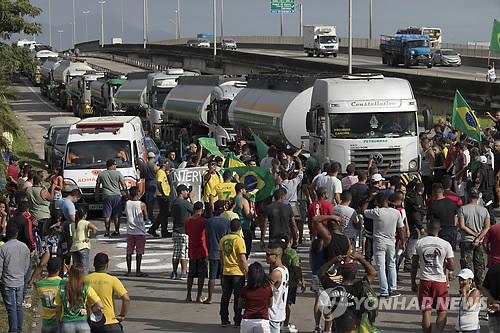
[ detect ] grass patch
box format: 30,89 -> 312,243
417,114 -> 495,130
11,126 -> 45,171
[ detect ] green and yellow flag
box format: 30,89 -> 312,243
250,129 -> 269,162
222,166 -> 275,202
223,152 -> 246,168
451,90 -> 481,144
490,19 -> 500,52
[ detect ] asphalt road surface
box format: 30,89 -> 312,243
11,76 -> 492,332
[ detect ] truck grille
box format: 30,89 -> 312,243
350,148 -> 402,171
324,46 -> 335,49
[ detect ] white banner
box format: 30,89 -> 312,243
170,167 -> 208,203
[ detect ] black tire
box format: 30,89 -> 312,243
382,56 -> 387,64
404,57 -> 410,68
427,63 -> 433,68
307,52 -> 313,57
333,53 -> 337,57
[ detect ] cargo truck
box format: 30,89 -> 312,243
380,34 -> 433,68
90,73 -> 127,116
70,72 -> 105,117
51,60 -> 94,109
303,25 -> 339,57
146,69 -> 199,140
306,74 -> 432,175
40,58 -> 61,97
114,72 -> 150,116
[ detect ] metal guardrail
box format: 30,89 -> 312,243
79,52 -> 172,72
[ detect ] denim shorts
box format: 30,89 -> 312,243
103,195 -> 123,219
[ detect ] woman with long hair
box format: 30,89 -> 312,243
70,206 -> 97,275
238,262 -> 273,333
55,263 -> 103,332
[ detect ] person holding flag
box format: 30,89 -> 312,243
452,89 -> 482,147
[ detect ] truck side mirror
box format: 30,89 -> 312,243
306,110 -> 317,133
422,106 -> 433,131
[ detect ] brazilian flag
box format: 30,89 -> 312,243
451,90 -> 481,145
223,152 -> 246,168
223,166 -> 275,202
490,19 -> 500,52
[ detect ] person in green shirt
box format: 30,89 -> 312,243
280,233 -> 306,332
36,257 -> 62,333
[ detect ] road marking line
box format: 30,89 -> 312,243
24,80 -> 64,114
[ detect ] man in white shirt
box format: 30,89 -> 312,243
487,64 -> 497,83
361,193 -> 405,298
260,145 -> 279,169
411,220 -> 455,333
313,162 -> 342,206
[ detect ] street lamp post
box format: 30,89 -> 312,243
121,0 -> 124,42
99,0 -> 105,47
72,0 -> 76,47
221,0 -> 224,41
83,11 -> 90,41
172,12 -> 178,40
299,3 -> 303,37
177,0 -> 180,39
348,0 -> 352,74
213,0 -> 216,57
280,0 -> 283,36
369,0 -> 372,40
58,30 -> 63,51
48,0 -> 52,47
143,0 -> 147,48
70,22 -> 74,47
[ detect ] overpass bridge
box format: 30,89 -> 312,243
75,37 -> 500,115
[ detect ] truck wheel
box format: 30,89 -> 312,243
333,53 -> 337,57
427,63 -> 433,68
382,56 -> 387,64
392,57 -> 399,67
404,57 -> 410,68
324,54 -> 330,57
307,52 -> 313,57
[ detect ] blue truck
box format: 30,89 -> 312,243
380,34 -> 433,68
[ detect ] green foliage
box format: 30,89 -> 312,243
0,44 -> 39,76
0,0 -> 42,40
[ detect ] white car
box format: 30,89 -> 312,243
187,39 -> 210,48
432,49 -> 461,66
222,39 -> 237,50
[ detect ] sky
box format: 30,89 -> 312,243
11,0 -> 500,50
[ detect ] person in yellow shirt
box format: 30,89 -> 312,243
36,257 -> 62,332
211,170 -> 239,201
84,252 -> 130,331
148,158 -> 171,238
218,219 -> 248,327
203,160 -> 223,218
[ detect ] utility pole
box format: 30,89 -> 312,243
58,30 -> 63,51
121,0 -> 124,42
177,0 -> 181,39
99,0 -> 105,47
48,0 -> 52,46
299,3 -> 303,37
213,0 -> 216,57
145,0 -> 149,43
369,0 -> 372,40
221,0 -> 224,41
72,0 -> 76,47
143,0 -> 147,48
348,0 -> 352,74
83,11 -> 90,41
280,0 -> 283,36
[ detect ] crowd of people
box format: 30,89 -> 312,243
4,114 -> 500,332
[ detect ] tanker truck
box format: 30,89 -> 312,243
162,75 -> 245,146
227,74 -> 317,151
146,69 -> 199,140
51,60 -> 93,109
90,73 -> 127,116
40,58 -> 61,97
306,73 -> 432,175
70,72 -> 105,117
29,50 -> 59,86
114,72 -> 150,116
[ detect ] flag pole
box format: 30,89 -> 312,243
488,51 -> 491,66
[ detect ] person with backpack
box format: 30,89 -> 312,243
317,252 -> 377,331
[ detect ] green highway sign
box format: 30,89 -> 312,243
271,0 -> 295,13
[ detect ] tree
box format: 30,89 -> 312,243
0,0 -> 42,40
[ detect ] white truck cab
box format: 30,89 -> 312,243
62,116 -> 146,209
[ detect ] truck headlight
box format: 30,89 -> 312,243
410,51 -> 415,55
409,159 -> 418,171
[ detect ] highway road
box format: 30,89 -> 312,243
235,48 -> 488,82
11,75 -> 492,332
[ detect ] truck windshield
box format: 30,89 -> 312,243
407,40 -> 429,48
329,111 -> 417,139
65,140 -> 132,169
152,89 -> 171,109
319,36 -> 337,44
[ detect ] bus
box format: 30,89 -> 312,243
397,27 -> 441,48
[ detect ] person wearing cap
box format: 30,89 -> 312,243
411,219 -> 455,333
202,160 -> 223,218
205,200 -> 231,304
341,163 -> 358,191
95,159 -> 128,237
458,188 -> 491,287
219,218 -> 248,327
260,146 -> 279,169
6,155 -> 19,199
170,184 -> 195,280
148,157 -> 171,238
85,253 -> 130,332
475,154 -> 496,225
184,201 -> 208,303
361,192 -> 405,298
143,151 -> 158,230
456,268 -> 482,333
317,251 -> 377,330
233,183 -> 254,258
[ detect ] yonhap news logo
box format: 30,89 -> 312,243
318,287 -> 489,320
